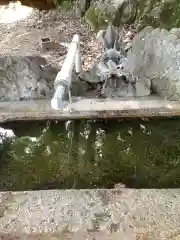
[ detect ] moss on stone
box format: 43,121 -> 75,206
84,0 -> 138,30
85,6 -> 108,30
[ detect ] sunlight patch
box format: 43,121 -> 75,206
0,1 -> 33,24
0,127 -> 14,140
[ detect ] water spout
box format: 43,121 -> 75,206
51,34 -> 81,110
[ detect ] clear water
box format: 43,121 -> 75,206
0,118 -> 180,190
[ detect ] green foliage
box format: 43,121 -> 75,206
136,0 -> 180,29
56,0 -> 73,5
85,6 -> 108,30
0,133 -> 12,169
83,0 -> 180,30
56,0 -> 73,10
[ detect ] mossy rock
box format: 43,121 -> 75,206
85,6 -> 109,30
85,0 -> 138,30
135,0 -> 180,30
85,0 -> 180,31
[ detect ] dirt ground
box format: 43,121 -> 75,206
0,2 -> 101,71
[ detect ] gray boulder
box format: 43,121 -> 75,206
127,26 -> 180,100
83,0 -> 180,31
0,56 -> 58,101
85,0 -> 138,30
0,56 -> 89,102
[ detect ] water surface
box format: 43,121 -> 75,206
0,118 -> 180,190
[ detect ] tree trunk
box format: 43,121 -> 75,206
0,0 -> 56,10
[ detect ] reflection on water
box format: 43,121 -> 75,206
0,118 -> 180,190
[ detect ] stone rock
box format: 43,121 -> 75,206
79,66 -> 101,84
135,0 -> 180,30
100,75 -> 150,98
71,73 -> 89,96
0,55 -> 90,102
80,24 -> 150,99
97,25 -> 126,55
83,0 -> 180,31
127,26 -> 180,100
85,0 -> 138,30
0,56 -> 58,101
74,0 -> 91,17
0,189 -> 179,236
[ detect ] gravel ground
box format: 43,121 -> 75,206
0,2 -> 102,71
0,189 -> 180,239
0,2 -> 136,72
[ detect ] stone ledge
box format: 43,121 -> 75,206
0,189 -> 179,239
1,97 -> 180,123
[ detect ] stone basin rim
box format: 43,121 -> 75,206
0,97 -> 180,122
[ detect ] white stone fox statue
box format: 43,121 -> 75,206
97,24 -> 125,53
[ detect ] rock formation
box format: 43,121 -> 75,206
79,24 -> 150,98
0,56 -> 58,101
127,26 -> 180,100
85,0 -> 138,30
84,0 -> 180,31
